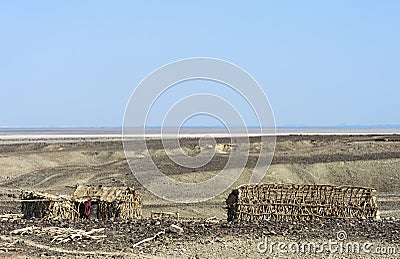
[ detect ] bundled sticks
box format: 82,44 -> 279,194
151,211 -> 180,220
10,226 -> 107,244
0,214 -> 24,222
226,183 -> 379,221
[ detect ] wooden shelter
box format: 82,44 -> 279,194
226,183 -> 379,221
72,185 -> 142,220
20,185 -> 142,220
21,191 -> 78,220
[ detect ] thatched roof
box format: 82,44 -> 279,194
73,185 -> 136,202
21,191 -> 71,201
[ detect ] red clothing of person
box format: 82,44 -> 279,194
84,200 -> 92,217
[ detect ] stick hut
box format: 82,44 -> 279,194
20,185 -> 142,220
226,183 -> 379,221
20,191 -> 78,220
72,185 -> 142,220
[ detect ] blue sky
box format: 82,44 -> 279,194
0,1 -> 399,128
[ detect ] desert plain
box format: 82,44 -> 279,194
0,133 -> 399,258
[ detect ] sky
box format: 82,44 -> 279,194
0,1 -> 399,128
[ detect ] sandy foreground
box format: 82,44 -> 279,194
0,134 -> 399,258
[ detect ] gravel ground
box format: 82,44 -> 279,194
0,217 -> 399,258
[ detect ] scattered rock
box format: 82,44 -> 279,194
169,224 -> 184,234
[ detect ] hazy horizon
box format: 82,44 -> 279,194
1,126 -> 400,137
2,125 -> 400,130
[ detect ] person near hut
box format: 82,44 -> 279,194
84,198 -> 92,218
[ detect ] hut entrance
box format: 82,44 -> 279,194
78,199 -> 99,219
89,202 -> 99,219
